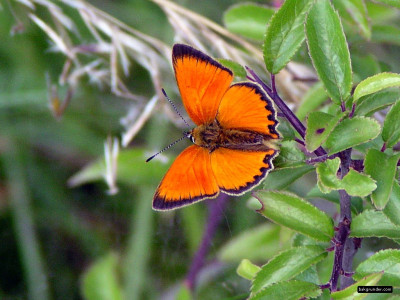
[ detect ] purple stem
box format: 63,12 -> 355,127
329,216 -> 351,292
349,103 -> 356,118
341,101 -> 346,112
295,138 -> 305,146
185,194 -> 230,291
329,149 -> 353,291
341,237 -> 361,289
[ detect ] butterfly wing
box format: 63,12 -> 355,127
153,145 -> 219,210
217,82 -> 280,139
172,44 -> 233,125
211,148 -> 278,195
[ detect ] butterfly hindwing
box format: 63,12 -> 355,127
153,145 -> 219,210
210,148 -> 278,195
172,44 -> 233,125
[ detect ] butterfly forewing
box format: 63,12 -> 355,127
172,44 -> 233,125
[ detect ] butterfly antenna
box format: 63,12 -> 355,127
146,135 -> 187,162
162,88 -> 190,127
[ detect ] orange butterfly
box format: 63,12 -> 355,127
152,44 -> 280,210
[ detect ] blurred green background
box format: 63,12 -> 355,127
0,0 -> 266,299
2,0 -> 400,299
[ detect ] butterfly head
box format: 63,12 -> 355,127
184,130 -> 195,143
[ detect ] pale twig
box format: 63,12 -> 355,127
104,136 -> 120,195
29,14 -> 75,60
152,0 -> 262,59
122,95 -> 159,147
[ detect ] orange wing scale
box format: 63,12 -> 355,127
153,145 -> 219,210
173,45 -> 233,125
217,82 -> 279,139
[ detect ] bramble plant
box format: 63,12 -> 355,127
2,0 -> 400,299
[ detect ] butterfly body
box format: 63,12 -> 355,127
152,44 -> 280,210
189,120 -> 278,152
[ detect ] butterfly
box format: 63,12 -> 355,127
152,44 -> 280,210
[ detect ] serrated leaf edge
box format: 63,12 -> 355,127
263,0 -> 312,74
250,245 -> 326,293
305,1 -> 353,104
326,116 -> 382,155
354,72 -> 400,102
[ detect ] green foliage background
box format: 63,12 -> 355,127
1,0 -> 400,299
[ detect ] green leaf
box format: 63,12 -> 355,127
274,140 -> 306,168
251,246 -> 327,294
341,169 -> 377,198
354,249 -> 400,287
384,182 -> 400,226
325,117 -> 381,155
316,157 -> 342,193
354,89 -> 400,116
371,0 -> 400,8
364,149 -> 400,209
292,234 -> 322,247
263,0 -> 314,74
351,210 -> 400,239
81,253 -> 123,300
333,0 -> 371,40
372,25 -> 400,47
253,191 -> 334,242
276,119 -> 297,141
331,273 -> 383,299
296,82 -> 328,121
305,111 -> 346,152
237,259 -> 261,281
218,224 -> 285,262
217,59 -> 247,78
68,149 -> 169,187
316,157 -> 376,197
262,165 -> 314,190
294,266 -> 320,285
224,4 -> 274,41
353,73 -> 400,102
175,284 -> 192,300
382,100 -> 400,148
306,0 -> 352,105
250,280 -> 321,300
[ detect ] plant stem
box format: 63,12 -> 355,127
341,237 -> 361,289
338,149 -> 352,220
329,148 -> 353,291
185,194 -> 229,291
124,187 -> 154,300
3,140 -> 50,300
